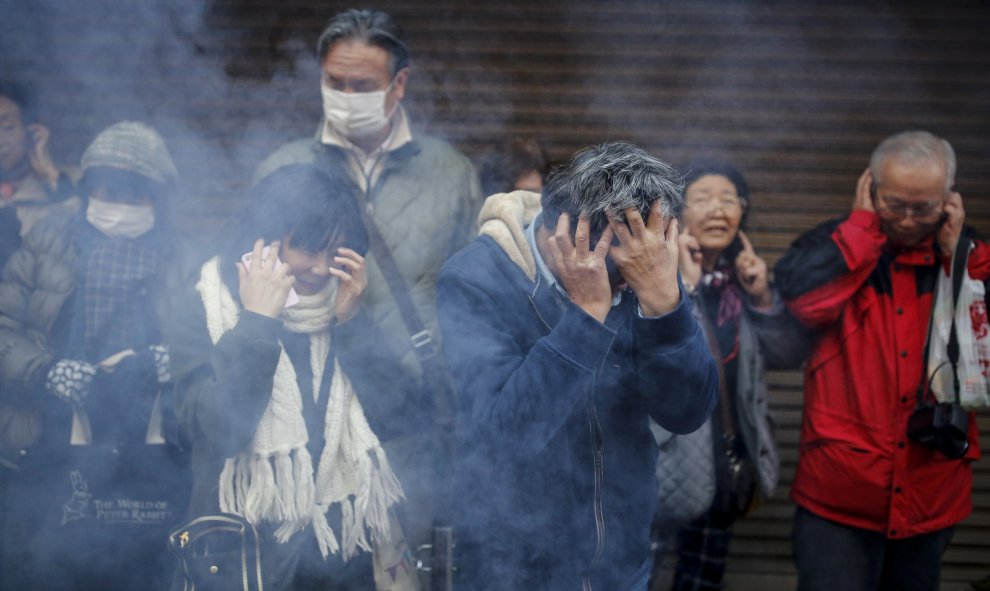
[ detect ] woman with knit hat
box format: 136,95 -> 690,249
168,164 -> 411,590
0,121 -> 188,590
651,158 -> 811,590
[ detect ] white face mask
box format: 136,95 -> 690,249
321,80 -> 397,140
86,198 -> 156,238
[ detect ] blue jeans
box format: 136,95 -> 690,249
792,506 -> 955,591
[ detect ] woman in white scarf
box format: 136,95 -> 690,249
170,164 -> 407,590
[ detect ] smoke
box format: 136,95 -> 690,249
1,0 -> 324,248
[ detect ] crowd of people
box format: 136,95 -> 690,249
0,7 -> 984,591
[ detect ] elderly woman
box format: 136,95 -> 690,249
658,158 -> 810,591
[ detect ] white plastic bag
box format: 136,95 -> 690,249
928,263 -> 990,409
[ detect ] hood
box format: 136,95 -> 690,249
478,190 -> 542,281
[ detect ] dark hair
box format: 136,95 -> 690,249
541,142 -> 683,241
479,137 -> 550,196
0,80 -> 37,125
235,164 -> 368,260
316,9 -> 410,76
680,157 -> 751,229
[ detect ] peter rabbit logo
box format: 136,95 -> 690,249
62,470 -> 92,525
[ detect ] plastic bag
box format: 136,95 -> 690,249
928,263 -> 990,409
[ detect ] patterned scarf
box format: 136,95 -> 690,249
79,229 -> 160,359
701,266 -> 743,328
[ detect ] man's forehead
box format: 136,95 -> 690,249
879,157 -> 947,193
321,40 -> 392,79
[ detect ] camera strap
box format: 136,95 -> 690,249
918,233 -> 972,406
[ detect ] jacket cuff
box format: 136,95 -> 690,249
634,287 -> 698,350
544,305 -> 617,372
834,211 -> 886,270
234,311 -> 282,344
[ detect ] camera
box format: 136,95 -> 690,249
906,401 -> 969,459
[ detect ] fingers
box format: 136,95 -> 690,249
593,225 -> 614,257
664,217 -> 679,242
737,230 -> 755,254
855,168 -> 875,212
265,241 -> 282,273
249,239 -> 265,273
623,207 -> 648,235
327,266 -> 354,283
573,215 -> 590,250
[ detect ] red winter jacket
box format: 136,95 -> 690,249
775,210 -> 988,538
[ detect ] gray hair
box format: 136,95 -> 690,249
541,142 -> 683,238
869,130 -> 956,193
316,9 -> 410,77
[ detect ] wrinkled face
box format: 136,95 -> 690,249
681,174 -> 744,256
321,39 -> 407,115
280,234 -> 337,296
0,97 -> 28,174
873,158 -> 948,247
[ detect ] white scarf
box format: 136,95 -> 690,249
196,257 -> 403,558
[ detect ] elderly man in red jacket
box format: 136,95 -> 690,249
775,130 -> 988,591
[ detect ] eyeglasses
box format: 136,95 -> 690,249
876,193 -> 944,220
685,193 -> 747,213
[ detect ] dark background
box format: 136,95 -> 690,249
4,1 -> 990,588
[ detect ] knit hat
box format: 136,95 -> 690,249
81,121 -> 178,185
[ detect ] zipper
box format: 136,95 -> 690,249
586,390 -> 607,569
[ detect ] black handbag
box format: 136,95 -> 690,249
168,513 -> 263,591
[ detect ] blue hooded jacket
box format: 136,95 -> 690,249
437,192 -> 717,590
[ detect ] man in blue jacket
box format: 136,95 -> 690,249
437,142 -> 718,590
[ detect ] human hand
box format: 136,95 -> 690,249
609,202 -> 680,317
546,212 -> 614,323
329,247 -> 367,323
46,358 -> 97,405
853,168 -> 876,213
25,124 -> 59,188
734,231 -> 773,309
938,191 -> 965,257
237,239 -> 296,319
678,228 -> 703,292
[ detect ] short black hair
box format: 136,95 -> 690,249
0,80 -> 37,125
479,137 -> 550,196
240,164 -> 368,257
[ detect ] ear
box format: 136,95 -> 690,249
391,67 -> 410,102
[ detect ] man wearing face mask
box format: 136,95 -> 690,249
0,121 -> 188,591
255,8 -> 483,566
